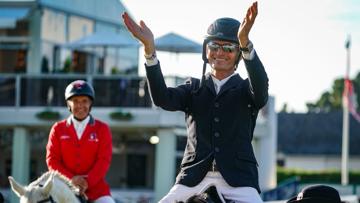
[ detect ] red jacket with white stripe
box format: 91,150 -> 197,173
46,115 -> 113,200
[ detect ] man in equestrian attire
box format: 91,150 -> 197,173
46,80 -> 115,203
122,1 -> 268,203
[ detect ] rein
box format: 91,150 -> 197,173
37,184 -> 56,203
37,195 -> 56,203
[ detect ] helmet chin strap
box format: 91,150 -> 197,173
234,52 -> 242,70
200,62 -> 207,87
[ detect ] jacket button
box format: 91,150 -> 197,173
248,104 -> 252,108
214,147 -> 220,153
214,132 -> 220,137
214,102 -> 219,108
214,117 -> 219,122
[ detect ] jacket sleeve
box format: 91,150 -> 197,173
86,123 -> 112,188
46,123 -> 74,179
145,62 -> 192,112
244,50 -> 269,109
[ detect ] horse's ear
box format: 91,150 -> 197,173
41,174 -> 54,195
8,176 -> 26,197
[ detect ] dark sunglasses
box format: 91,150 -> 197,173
207,41 -> 239,53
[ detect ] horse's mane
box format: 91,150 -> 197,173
30,171 -> 78,193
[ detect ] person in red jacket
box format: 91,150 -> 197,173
46,80 -> 115,203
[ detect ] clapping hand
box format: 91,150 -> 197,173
238,1 -> 258,48
122,12 -> 156,55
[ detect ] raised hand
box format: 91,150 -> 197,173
122,12 -> 155,55
238,1 -> 258,48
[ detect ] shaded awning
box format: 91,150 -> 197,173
63,32 -> 139,48
155,32 -> 202,53
62,32 -> 139,72
0,7 -> 30,28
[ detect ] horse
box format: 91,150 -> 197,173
8,171 -> 85,203
179,185 -> 229,203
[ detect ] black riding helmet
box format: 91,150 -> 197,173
65,80 -> 95,101
200,18 -> 241,86
202,17 -> 241,62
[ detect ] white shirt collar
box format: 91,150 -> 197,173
211,72 -> 237,94
71,115 -> 90,139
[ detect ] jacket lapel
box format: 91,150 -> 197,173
217,74 -> 244,97
65,116 -> 78,140
204,73 -> 216,96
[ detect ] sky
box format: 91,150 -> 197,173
121,0 -> 360,112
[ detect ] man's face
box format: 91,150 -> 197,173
67,95 -> 92,120
206,40 -> 240,72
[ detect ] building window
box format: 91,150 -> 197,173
110,132 -> 155,189
0,128 -> 13,187
127,154 -> 147,188
277,158 -> 285,167
0,49 -> 27,73
15,49 -> 26,72
70,50 -> 87,73
0,77 -> 16,106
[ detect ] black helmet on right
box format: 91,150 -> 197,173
202,17 -> 241,63
65,80 -> 95,101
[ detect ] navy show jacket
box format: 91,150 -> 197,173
145,51 -> 268,193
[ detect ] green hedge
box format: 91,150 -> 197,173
277,167 -> 360,184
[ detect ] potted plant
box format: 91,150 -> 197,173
109,110 -> 133,121
36,109 -> 61,120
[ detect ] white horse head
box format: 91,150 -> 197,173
8,171 -> 82,203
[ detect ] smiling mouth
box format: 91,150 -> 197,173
212,56 -> 227,61
213,58 -> 227,64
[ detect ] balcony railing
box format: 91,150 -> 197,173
0,74 -> 186,107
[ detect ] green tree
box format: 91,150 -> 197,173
306,72 -> 360,113
280,103 -> 288,113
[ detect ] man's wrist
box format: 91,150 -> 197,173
239,37 -> 249,49
240,41 -> 253,53
145,51 -> 158,66
241,41 -> 255,60
144,51 -> 157,60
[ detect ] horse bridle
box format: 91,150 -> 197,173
37,184 -> 56,203
36,182 -> 87,203
36,192 -> 87,203
37,195 -> 56,203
